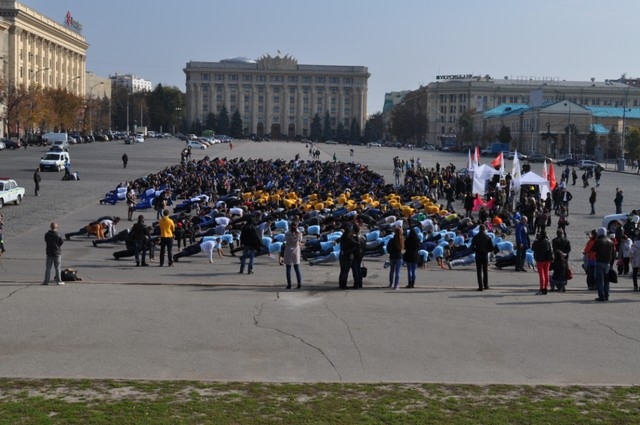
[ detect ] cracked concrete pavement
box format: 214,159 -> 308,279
1,139 -> 639,384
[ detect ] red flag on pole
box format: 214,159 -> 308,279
548,162 -> 557,190
491,152 -> 503,168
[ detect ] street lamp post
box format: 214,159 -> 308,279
65,76 -> 81,92
28,67 -> 50,138
88,82 -> 104,133
618,89 -> 629,171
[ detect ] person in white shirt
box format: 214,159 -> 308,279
173,238 -> 223,263
100,217 -> 120,238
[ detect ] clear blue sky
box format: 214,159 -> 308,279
26,0 -> 640,114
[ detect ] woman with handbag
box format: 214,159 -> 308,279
403,228 -> 420,288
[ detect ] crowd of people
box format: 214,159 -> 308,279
34,149 -> 639,298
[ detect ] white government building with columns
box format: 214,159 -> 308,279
184,54 -> 369,139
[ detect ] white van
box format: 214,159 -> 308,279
39,151 -> 71,172
42,132 -> 69,150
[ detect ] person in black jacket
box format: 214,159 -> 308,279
338,224 -> 359,289
470,224 -> 493,291
130,215 -> 149,266
43,222 -> 64,285
403,227 -> 421,288
532,231 -> 553,295
239,216 -> 263,274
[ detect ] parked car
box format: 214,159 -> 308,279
423,144 -> 436,151
3,140 -> 21,150
602,211 -> 639,233
186,140 -> 206,150
370,142 -> 382,147
0,178 -> 25,208
557,158 -> 580,166
134,133 -> 145,143
527,153 -> 552,163
0,140 -> 5,150
49,139 -> 70,152
506,152 -> 527,160
578,160 -> 603,171
480,148 -> 493,156
325,140 -> 338,145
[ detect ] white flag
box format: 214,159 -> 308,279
543,160 -> 548,180
511,150 -> 522,194
467,149 -> 473,171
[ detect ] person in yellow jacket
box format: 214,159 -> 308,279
158,209 -> 175,267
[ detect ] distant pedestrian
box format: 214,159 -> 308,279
122,152 -> 128,168
589,187 -> 596,215
33,168 -> 41,196
614,188 -> 624,214
126,188 -> 136,221
571,168 -> 577,185
0,212 -> 4,256
43,222 -> 64,285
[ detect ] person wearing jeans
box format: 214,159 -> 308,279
43,222 -> 64,285
386,227 -> 404,290
592,227 -> 615,301
158,209 -> 175,267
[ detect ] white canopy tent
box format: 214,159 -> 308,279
471,164 -> 501,195
517,171 -> 550,199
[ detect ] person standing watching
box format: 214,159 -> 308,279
589,187 -> 596,215
0,213 -> 5,256
471,224 -> 493,291
122,152 -> 128,169
158,209 -> 175,267
515,215 -> 530,272
239,216 -> 263,274
43,222 -> 64,285
614,188 -> 624,214
131,215 -> 149,267
283,221 -> 303,289
403,227 -> 420,288
126,188 -> 136,221
33,168 -> 41,196
532,231 -> 553,295
386,226 -> 404,290
592,227 -> 615,302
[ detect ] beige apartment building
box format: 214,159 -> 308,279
0,1 -> 87,94
402,75 -> 640,150
184,54 -> 370,139
0,1 -> 88,136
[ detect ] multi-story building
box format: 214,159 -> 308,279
0,1 -> 87,94
401,74 -> 640,151
109,73 -> 152,94
184,54 -> 370,139
382,90 -> 410,138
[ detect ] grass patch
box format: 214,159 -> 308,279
0,379 -> 639,424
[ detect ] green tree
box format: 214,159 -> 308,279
364,112 -> 384,143
147,84 -> 184,133
458,110 -> 475,148
336,122 -> 346,142
230,109 -> 243,138
322,111 -> 333,141
310,113 -> 322,141
349,118 -> 361,143
205,112 -> 217,132
497,125 -> 512,144
217,106 -> 230,135
607,128 -> 620,158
